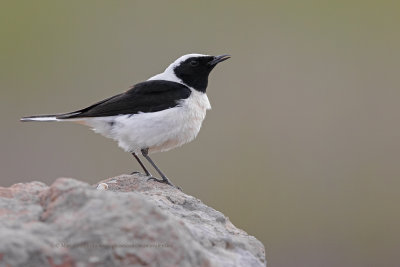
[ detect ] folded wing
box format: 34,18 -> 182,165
57,80 -> 191,119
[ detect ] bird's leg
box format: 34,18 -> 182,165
141,148 -> 176,188
131,153 -> 151,176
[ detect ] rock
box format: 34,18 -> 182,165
0,174 -> 266,267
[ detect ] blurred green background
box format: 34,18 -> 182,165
1,1 -> 399,266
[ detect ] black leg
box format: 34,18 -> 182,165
131,153 -> 151,176
141,148 -> 176,188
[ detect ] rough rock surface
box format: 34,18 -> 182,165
0,174 -> 266,267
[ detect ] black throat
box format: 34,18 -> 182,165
176,73 -> 208,93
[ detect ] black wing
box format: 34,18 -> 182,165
58,80 -> 191,119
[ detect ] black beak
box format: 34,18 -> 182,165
208,54 -> 231,66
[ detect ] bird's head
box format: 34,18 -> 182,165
151,53 -> 230,92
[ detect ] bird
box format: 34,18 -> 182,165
21,53 -> 230,188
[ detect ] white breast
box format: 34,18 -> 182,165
85,90 -> 211,154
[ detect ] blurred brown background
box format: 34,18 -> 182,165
1,1 -> 399,266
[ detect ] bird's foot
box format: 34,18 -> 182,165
147,176 -> 164,183
147,176 -> 182,191
131,171 -> 152,176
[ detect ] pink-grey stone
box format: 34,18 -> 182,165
0,174 -> 266,267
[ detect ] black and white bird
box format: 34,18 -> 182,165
21,53 -> 230,188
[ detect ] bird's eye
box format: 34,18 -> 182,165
190,60 -> 199,67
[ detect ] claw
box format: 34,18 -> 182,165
146,176 -> 182,191
147,176 -> 164,183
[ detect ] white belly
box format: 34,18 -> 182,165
84,90 -> 211,154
